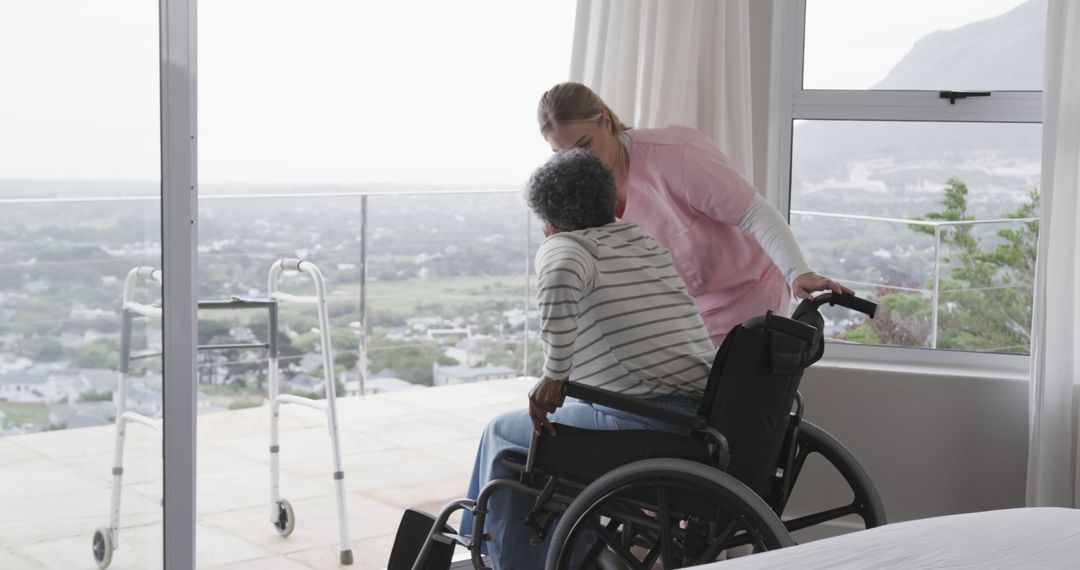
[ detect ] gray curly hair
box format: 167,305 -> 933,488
526,148 -> 617,233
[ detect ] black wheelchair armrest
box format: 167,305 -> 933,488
562,382 -> 707,431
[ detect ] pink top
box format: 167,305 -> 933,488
622,125 -> 788,341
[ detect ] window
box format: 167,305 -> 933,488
0,0 -> 166,566
781,0 -> 1046,357
3,0 -> 574,566
195,1 -> 573,565
199,0 -> 572,395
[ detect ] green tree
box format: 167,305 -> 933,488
485,338 -> 544,376
335,351 -> 359,370
29,337 -> 65,362
291,331 -> 321,353
330,329 -> 359,352
79,389 -> 114,402
841,285 -> 931,348
197,319 -> 231,345
849,178 -> 1038,352
74,339 -> 119,369
367,335 -> 457,386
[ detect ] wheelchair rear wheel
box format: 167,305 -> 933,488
780,420 -> 886,532
546,458 -> 793,570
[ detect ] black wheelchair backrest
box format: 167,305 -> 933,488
695,310 -> 820,498
696,293 -> 875,498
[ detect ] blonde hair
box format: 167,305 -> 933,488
537,82 -> 630,137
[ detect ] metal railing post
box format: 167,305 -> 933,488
358,195 -> 368,397
523,211 -> 531,378
930,225 -> 942,349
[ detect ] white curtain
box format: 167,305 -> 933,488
1027,0 -> 1080,508
569,0 -> 755,181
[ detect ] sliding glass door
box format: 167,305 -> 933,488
0,1 -> 168,567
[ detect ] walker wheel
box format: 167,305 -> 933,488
92,527 -> 113,569
274,499 -> 296,537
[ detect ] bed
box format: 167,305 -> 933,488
701,507 -> 1080,569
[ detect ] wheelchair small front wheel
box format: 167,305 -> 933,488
546,458 -> 793,570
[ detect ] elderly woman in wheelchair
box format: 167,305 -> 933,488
388,149 -> 885,570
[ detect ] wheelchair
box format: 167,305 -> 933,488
388,292 -> 885,569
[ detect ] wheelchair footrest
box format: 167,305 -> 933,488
387,508 -> 456,570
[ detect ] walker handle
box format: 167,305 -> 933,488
279,258 -> 305,272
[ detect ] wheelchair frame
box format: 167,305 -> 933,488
395,293 -> 885,570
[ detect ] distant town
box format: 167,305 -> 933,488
0,186 -> 544,436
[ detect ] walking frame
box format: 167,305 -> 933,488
92,259 -> 353,568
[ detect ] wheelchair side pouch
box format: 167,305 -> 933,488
765,312 -> 814,375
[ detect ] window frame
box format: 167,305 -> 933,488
777,0 -> 1042,373
161,0 -> 198,567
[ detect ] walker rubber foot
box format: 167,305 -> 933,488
340,549 -> 354,565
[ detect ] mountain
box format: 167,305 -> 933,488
790,0 -> 1047,216
874,0 -> 1045,91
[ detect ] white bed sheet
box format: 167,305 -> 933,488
699,507 -> 1080,569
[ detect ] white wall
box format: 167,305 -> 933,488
784,361 -> 1030,540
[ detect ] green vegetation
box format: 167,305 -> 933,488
227,399 -> 263,410
0,402 -> 48,429
486,337 -> 543,377
0,191 -> 534,426
73,339 -> 119,369
357,276 -> 526,324
78,389 -> 113,402
368,335 -> 461,386
28,337 -> 64,362
841,177 -> 1039,352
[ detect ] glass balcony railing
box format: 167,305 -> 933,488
0,193 -> 1040,441
791,209 -> 1039,353
0,188 -> 544,436
1,188 -> 542,569
198,189 -> 545,404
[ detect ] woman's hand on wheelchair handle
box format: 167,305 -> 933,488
792,272 -> 854,300
529,376 -> 567,437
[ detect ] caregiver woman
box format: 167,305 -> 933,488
538,82 -> 852,344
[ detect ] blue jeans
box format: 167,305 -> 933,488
460,394 -> 698,570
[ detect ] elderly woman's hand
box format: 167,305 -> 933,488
792,272 -> 854,300
528,376 -> 567,437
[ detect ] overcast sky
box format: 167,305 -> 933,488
1,0 -> 1033,186
0,0 -> 574,186
804,0 -> 1031,89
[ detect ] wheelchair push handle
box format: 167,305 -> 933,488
796,292 -> 877,318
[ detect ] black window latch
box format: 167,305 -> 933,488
939,90 -> 992,104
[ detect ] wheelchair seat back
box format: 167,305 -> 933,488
531,424 -> 713,485
530,425 -> 729,520
696,310 -> 823,499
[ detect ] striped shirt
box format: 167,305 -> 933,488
536,220 -> 715,398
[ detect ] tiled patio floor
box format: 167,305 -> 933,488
0,379 -> 532,569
